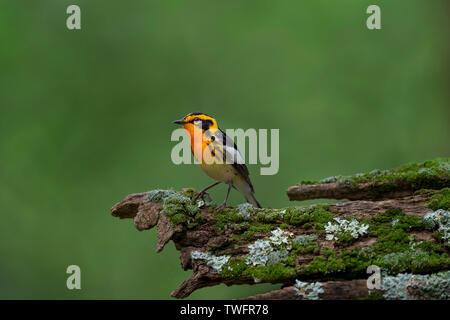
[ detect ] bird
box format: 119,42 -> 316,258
173,112 -> 262,209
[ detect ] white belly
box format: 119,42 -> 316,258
198,162 -> 238,184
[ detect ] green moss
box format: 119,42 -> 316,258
357,158 -> 450,187
336,177 -> 357,188
241,224 -> 276,241
286,241 -> 319,267
287,209 -> 311,225
149,190 -> 204,228
180,188 -> 196,199
284,205 -> 334,232
168,213 -> 188,225
212,203 -> 333,237
146,189 -> 177,202
368,209 -> 423,242
222,258 -> 296,282
279,223 -> 289,230
432,231 -> 450,248
147,183 -> 450,280
221,257 -> 248,278
245,264 -> 296,282
297,158 -> 450,197
228,222 -> 250,233
365,210 -> 423,257
219,204 -> 448,280
358,290 -> 385,300
213,208 -> 248,231
297,208 -> 449,277
299,247 -> 372,277
208,240 -> 234,254
219,207 -> 449,281
363,209 -> 449,274
381,271 -> 450,300
428,188 -> 450,210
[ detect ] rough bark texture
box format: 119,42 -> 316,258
240,279 -> 369,300
111,159 -> 450,300
286,177 -> 449,201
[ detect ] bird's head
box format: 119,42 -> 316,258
173,113 -> 218,132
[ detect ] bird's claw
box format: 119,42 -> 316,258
214,203 -> 227,212
193,191 -> 204,202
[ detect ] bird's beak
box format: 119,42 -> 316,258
173,119 -> 187,125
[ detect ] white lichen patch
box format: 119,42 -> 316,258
162,192 -> 199,216
196,199 -> 205,208
278,209 -> 287,218
418,167 -> 435,176
438,161 -> 450,173
266,249 -> 289,266
269,228 -> 291,246
380,249 -> 430,274
246,228 -> 292,266
146,189 -> 177,202
423,209 -> 450,244
191,251 -> 230,273
324,217 -> 369,241
294,280 -> 324,300
293,234 -> 318,246
246,239 -> 273,266
319,175 -> 341,183
381,271 -> 450,300
236,203 -> 255,218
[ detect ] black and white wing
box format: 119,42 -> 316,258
209,129 -> 254,192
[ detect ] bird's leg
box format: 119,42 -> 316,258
193,181 -> 221,201
216,183 -> 232,211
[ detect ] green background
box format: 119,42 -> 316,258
0,1 -> 448,299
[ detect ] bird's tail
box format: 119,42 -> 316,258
246,192 -> 262,208
234,179 -> 262,208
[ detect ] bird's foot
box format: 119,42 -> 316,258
214,202 -> 227,212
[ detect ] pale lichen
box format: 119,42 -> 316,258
196,199 -> 205,208
293,234 -> 318,246
294,280 -> 324,300
438,161 -> 450,173
191,250 -> 230,273
146,189 -> 177,202
269,228 -> 291,246
324,218 -> 369,241
423,209 -> 450,244
381,271 -> 450,300
236,203 -> 255,218
298,158 -> 450,197
162,193 -> 199,217
246,240 -> 273,266
246,239 -> 289,266
246,228 -> 291,266
379,249 -> 430,274
319,176 -> 340,183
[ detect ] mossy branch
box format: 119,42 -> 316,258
111,158 -> 450,300
287,158 -> 449,201
240,279 -> 370,300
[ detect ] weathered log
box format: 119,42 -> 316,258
110,158 -> 450,300
287,158 -> 449,201
240,279 -> 369,300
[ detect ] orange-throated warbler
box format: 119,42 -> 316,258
173,112 -> 262,209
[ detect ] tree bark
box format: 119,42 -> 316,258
111,158 -> 449,299
111,187 -> 448,299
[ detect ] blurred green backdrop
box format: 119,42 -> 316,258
0,0 -> 449,299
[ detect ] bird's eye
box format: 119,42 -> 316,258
193,117 -> 200,122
